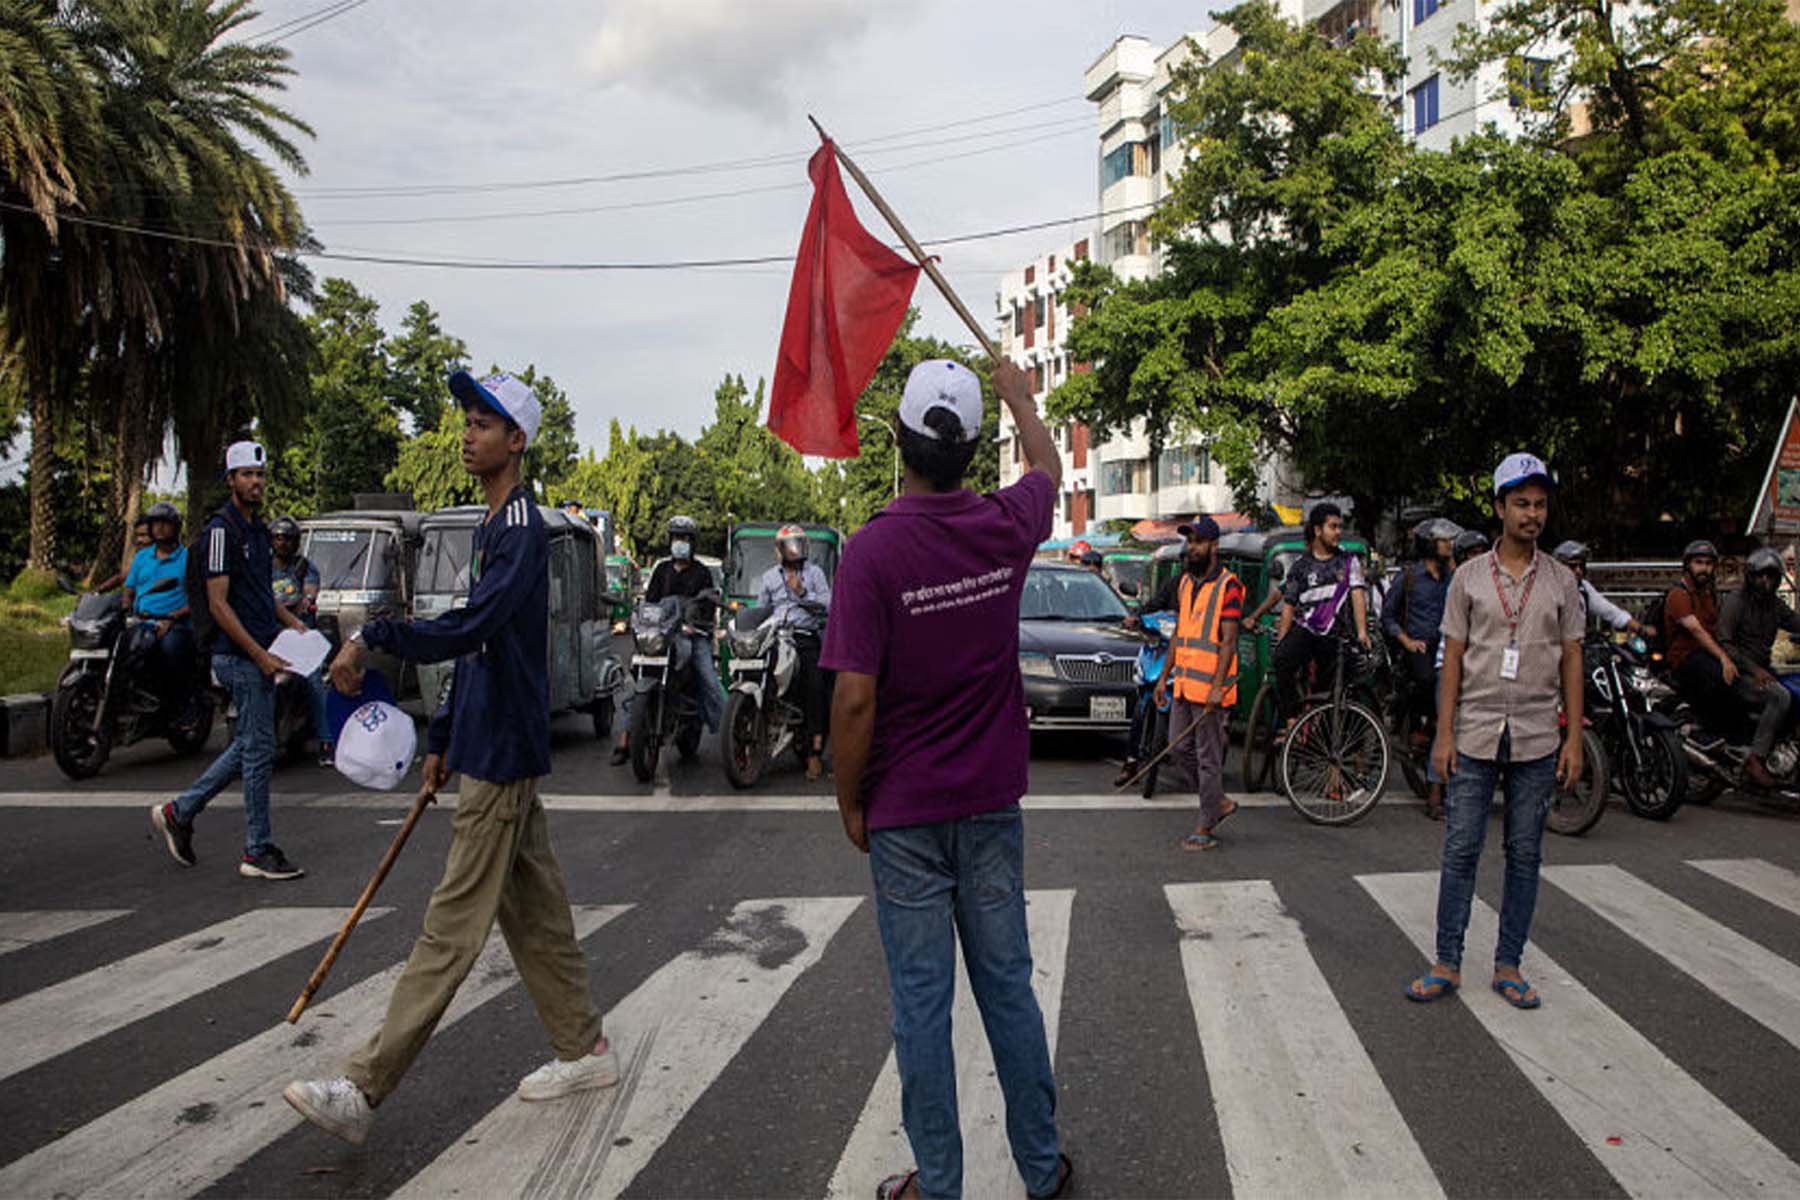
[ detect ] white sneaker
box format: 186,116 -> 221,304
516,1048 -> 620,1101
283,1077 -> 374,1146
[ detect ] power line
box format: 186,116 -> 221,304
310,124 -> 1093,228
253,1 -> 358,39
269,0 -> 374,44
295,103 -> 1090,199
0,196 -> 1160,271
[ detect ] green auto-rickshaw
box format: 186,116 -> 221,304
1100,548 -> 1153,609
1142,524 -> 1372,736
604,554 -> 635,629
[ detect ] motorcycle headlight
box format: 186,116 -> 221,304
69,619 -> 109,650
636,630 -> 667,656
730,627 -> 761,655
1019,652 -> 1057,679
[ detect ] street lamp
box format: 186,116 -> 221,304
857,412 -> 900,499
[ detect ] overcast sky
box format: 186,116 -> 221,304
252,0 -> 1209,456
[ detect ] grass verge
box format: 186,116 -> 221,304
0,629 -> 65,695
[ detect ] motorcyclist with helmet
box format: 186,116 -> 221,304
1079,549 -> 1106,577
753,523 -> 833,780
1381,517 -> 1462,818
121,502 -> 195,703
270,515 -> 332,765
1715,546 -> 1800,788
1552,540 -> 1652,637
611,515 -> 723,765
1451,529 -> 1489,567
1663,539 -> 1756,771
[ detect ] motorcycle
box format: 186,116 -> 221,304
626,590 -> 720,783
720,599 -> 827,789
1584,633 -> 1687,821
1652,661 -> 1800,809
1132,610 -> 1177,797
51,580 -> 214,779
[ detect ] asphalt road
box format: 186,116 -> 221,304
4,715 -> 1800,1198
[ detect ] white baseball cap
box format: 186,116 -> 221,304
450,369 -> 542,447
1493,451 -> 1554,497
334,700 -> 417,791
224,441 -> 266,473
899,359 -> 983,442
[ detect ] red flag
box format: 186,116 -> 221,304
768,140 -> 920,458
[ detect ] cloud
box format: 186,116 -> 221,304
584,0 -> 884,117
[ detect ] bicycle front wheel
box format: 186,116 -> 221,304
1279,700 -> 1389,826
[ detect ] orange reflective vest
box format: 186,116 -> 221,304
1170,569 -> 1240,705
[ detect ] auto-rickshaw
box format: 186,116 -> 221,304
1141,524 -> 1372,733
604,554 -> 635,629
299,508 -> 424,698
413,505 -> 623,737
1099,548 -> 1153,609
722,521 -> 844,606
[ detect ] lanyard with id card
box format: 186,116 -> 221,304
1489,551 -> 1537,681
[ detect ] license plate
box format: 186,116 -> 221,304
1089,695 -> 1127,722
67,649 -> 109,660
730,658 -> 765,671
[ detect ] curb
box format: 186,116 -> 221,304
0,692 -> 50,759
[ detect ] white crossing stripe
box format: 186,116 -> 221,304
1546,864 -> 1800,1052
827,890 -> 1076,1200
1165,881 -> 1442,1199
0,906 -> 629,1199
0,907 -> 381,1084
1689,858 -> 1800,918
1360,871 -> 1800,1197
0,909 -> 129,956
396,896 -> 862,1199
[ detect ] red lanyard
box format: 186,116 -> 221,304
1488,550 -> 1538,645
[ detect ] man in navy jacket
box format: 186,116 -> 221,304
283,370 -> 613,1146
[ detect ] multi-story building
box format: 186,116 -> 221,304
1000,6 -> 1545,538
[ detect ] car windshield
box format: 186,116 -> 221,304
306,528 -> 378,590
1106,556 -> 1148,593
1021,567 -> 1130,622
726,535 -> 840,596
418,526 -> 476,595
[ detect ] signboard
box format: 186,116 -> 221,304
1747,397 -> 1800,535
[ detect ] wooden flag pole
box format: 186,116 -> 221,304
809,116 -> 1001,362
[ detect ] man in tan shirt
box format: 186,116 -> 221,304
1407,453 -> 1584,1011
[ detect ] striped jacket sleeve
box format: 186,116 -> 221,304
362,503 -> 544,664
203,519 -> 233,579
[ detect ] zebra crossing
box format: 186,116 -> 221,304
3,858 -> 1799,1198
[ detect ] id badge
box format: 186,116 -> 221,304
1500,643 -> 1521,681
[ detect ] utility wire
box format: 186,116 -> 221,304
269,0 -> 374,44
0,196 -> 1161,271
311,125 -> 1092,228
296,104 -> 1090,199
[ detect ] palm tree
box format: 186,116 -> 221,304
0,0 -> 103,572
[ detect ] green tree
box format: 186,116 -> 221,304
384,407 -> 480,511
388,301 -> 466,433
696,374 -> 815,525
502,364 -> 577,498
270,277 -> 397,516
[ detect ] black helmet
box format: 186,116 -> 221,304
1682,539 -> 1719,564
270,516 -> 301,541
1412,518 -> 1462,559
1746,546 -> 1783,578
143,502 -> 182,536
1452,529 -> 1490,562
667,515 -> 699,538
1552,540 -> 1589,567
1080,549 -> 1104,568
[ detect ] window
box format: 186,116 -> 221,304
1158,446 -> 1211,488
1159,108 -> 1175,151
1101,458 -> 1149,497
1509,57 -> 1553,108
1034,295 -> 1046,327
1012,303 -> 1025,337
1102,220 -> 1149,261
1412,0 -> 1441,25
1102,143 -> 1133,186
1411,75 -> 1441,133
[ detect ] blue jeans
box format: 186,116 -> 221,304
174,654 -> 275,854
1434,730 -> 1557,969
868,805 -> 1061,1199
305,665 -> 329,744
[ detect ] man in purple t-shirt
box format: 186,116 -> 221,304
825,357 -> 1073,1200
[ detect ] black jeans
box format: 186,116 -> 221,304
794,633 -> 829,751
1273,625 -> 1337,718
1399,643 -> 1439,733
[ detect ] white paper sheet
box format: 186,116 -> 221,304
267,629 -> 331,677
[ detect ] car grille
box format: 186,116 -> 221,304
1055,655 -> 1133,685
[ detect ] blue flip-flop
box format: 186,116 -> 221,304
1492,977 -> 1542,1009
1179,833 -> 1221,851
1405,973 -> 1460,1003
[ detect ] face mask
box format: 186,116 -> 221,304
671,540 -> 693,561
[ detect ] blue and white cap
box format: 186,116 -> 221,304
1493,451 -> 1553,497
899,359 -> 983,442
334,698 -> 417,791
449,369 -> 542,447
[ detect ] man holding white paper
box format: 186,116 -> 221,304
151,440 -> 308,881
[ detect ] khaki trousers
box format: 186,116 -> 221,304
345,775 -> 602,1104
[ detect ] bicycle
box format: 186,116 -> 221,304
1275,631 -> 1390,825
